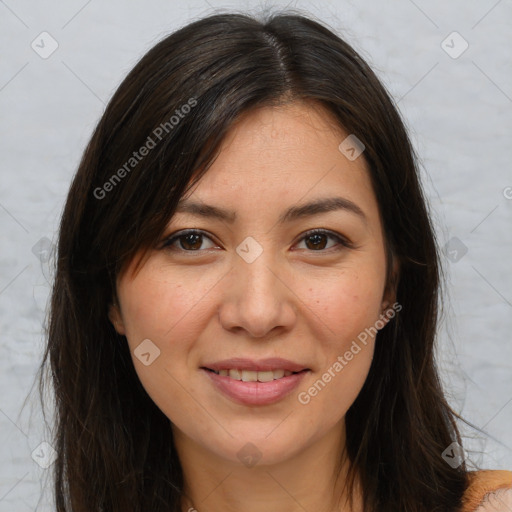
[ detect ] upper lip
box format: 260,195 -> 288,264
202,358 -> 309,373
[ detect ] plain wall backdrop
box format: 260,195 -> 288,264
0,0 -> 511,510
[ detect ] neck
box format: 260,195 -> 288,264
174,420 -> 362,512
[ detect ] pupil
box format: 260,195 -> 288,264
306,233 -> 327,250
182,233 -> 202,250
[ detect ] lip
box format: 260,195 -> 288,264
202,357 -> 308,373
202,367 -> 309,406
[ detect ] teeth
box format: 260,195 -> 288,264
241,370 -> 258,382
229,369 -> 242,380
255,371 -> 273,382
214,369 -> 297,382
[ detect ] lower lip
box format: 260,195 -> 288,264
202,369 -> 309,406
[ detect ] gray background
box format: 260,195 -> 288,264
1,0 -> 511,510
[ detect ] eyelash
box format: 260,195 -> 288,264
161,228 -> 353,254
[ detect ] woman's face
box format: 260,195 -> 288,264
111,101 -> 393,466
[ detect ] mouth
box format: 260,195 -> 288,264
200,358 -> 311,405
201,363 -> 310,406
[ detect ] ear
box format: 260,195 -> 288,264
108,302 -> 126,335
379,257 -> 400,327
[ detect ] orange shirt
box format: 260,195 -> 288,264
461,470 -> 512,511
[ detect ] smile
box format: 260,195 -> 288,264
202,367 -> 309,406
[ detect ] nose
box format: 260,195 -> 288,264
218,251 -> 297,339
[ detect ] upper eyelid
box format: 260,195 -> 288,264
164,229 -> 220,246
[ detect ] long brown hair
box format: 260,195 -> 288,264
38,10 -> 472,511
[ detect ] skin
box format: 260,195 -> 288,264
110,101 -> 396,512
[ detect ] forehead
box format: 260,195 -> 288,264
182,102 -> 379,223
206,101 -> 348,176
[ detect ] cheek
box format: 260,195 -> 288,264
116,270 -> 211,421
294,265 -> 384,409
304,266 -> 385,341
295,272 -> 381,421
119,266 -> 214,343
117,264 -> 225,402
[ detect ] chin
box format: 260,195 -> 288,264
199,424 -> 314,468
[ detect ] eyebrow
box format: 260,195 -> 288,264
175,196 -> 367,225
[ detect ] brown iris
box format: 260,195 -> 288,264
304,233 -> 328,250
179,233 -> 203,250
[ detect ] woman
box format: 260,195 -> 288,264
38,11 -> 512,512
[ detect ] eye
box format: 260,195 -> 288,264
161,228 -> 352,254
294,229 -> 351,252
161,230 -> 219,252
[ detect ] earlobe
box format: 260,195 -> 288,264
381,300 -> 390,312
376,301 -> 396,331
377,303 -> 391,329
108,303 -> 126,335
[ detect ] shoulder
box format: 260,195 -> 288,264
461,470 -> 512,512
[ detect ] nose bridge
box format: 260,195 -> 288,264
219,240 -> 295,337
234,245 -> 281,306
